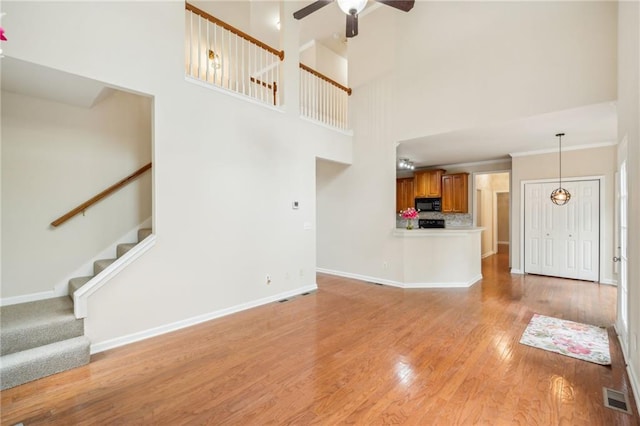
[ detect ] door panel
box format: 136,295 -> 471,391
524,184 -> 542,273
524,180 -> 599,281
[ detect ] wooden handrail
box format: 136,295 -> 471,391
299,63 -> 352,96
51,163 -> 152,227
185,3 -> 285,61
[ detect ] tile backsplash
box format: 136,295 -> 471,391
396,212 -> 473,228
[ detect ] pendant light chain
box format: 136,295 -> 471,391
558,133 -> 562,188
550,132 -> 571,205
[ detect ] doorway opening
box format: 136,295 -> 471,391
474,172 -> 511,265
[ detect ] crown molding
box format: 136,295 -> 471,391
426,158 -> 512,170
510,141 -> 617,158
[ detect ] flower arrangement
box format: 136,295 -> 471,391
399,207 -> 419,230
400,207 -> 419,220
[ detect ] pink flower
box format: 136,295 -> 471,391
0,27 -> 6,42
400,207 -> 419,219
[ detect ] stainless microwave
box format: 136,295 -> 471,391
415,197 -> 442,212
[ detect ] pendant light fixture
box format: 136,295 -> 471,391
550,133 -> 571,205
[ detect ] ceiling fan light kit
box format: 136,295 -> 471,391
337,0 -> 367,15
293,0 -> 415,38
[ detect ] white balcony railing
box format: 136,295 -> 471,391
185,3 -> 284,106
299,63 -> 351,131
185,3 -> 352,130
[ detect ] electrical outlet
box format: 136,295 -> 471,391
266,274 -> 271,285
383,261 -> 389,269
299,269 -> 304,277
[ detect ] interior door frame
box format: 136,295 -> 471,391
520,175 -> 605,283
615,136 -> 629,356
493,190 -> 510,255
471,169 -> 512,264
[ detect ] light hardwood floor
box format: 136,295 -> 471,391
1,253 -> 638,425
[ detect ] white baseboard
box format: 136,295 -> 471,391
482,250 -> 496,259
316,268 -> 404,288
316,268 -> 482,289
614,325 -> 640,415
90,284 -> 318,354
405,274 -> 482,289
510,269 -> 524,275
599,278 -> 617,286
0,290 -> 56,306
627,363 -> 640,416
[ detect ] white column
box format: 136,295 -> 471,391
279,1 -> 301,116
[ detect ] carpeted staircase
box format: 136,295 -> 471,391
0,228 -> 152,390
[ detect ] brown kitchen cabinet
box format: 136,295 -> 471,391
414,169 -> 445,198
396,177 -> 415,212
442,172 -> 469,213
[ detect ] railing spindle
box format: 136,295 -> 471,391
185,3 -> 284,107
234,34 -> 238,91
188,12 -> 192,76
227,28 -> 231,89
298,64 -> 351,130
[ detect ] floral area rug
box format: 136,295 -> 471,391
519,314 -> 611,365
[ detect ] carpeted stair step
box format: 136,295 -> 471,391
116,243 -> 137,258
0,335 -> 90,390
0,297 -> 84,356
94,258 -> 116,275
138,228 -> 152,241
69,276 -> 93,297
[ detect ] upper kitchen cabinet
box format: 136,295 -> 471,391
414,169 -> 445,198
442,173 -> 469,213
396,177 -> 415,212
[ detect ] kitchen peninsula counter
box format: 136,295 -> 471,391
393,227 -> 483,288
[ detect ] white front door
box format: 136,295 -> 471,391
524,180 -> 600,281
617,139 -> 629,354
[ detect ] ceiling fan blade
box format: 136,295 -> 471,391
375,0 -> 415,12
293,0 -> 333,20
346,13 -> 358,38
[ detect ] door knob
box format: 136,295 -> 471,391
613,256 -> 621,262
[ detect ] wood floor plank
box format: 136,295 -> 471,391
1,253 -> 638,425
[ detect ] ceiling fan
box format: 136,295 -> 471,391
293,0 -> 415,38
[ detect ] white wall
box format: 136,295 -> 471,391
300,41 -> 348,86
511,145 -> 617,284
1,89 -> 152,298
617,0 -> 640,404
2,1 -> 352,346
314,42 -> 348,87
317,76 -> 403,282
391,1 -> 617,140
